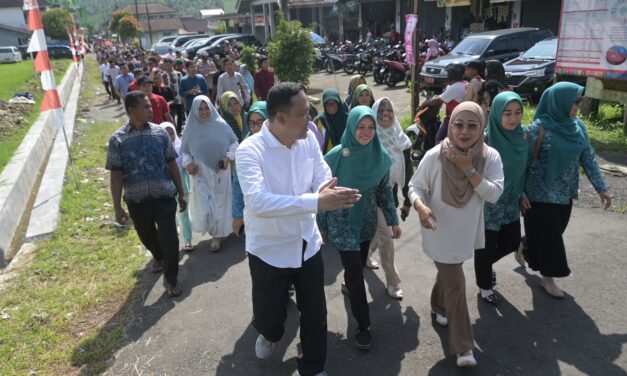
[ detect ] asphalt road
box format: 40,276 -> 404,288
99,203 -> 627,376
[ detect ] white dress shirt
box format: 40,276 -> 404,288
236,124 -> 331,268
409,144 -> 503,264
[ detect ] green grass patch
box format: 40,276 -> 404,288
0,60 -> 146,375
0,59 -> 74,172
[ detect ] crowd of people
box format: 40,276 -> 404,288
102,40 -> 612,375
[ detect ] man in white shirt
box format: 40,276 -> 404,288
100,60 -> 112,100
216,58 -> 250,107
236,83 -> 361,376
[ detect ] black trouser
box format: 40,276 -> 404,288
170,103 -> 186,135
103,79 -> 112,98
339,241 -> 371,331
523,201 -> 573,278
126,198 -> 179,286
474,220 -> 521,290
248,242 -> 327,376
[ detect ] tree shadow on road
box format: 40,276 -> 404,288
429,267 -> 627,375
71,234 -> 247,375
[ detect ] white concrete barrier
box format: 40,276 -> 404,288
0,62 -> 81,266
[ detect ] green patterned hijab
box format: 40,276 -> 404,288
324,106 -> 392,231
533,82 -> 586,184
487,91 -> 528,198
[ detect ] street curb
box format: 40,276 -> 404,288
25,63 -> 84,242
0,62 -> 81,266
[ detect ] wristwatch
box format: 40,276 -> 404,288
465,167 -> 477,177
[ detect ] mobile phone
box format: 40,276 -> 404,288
238,224 -> 245,237
218,160 -> 226,169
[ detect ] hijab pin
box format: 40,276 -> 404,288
341,148 -> 351,157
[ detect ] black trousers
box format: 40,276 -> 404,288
103,80 -> 112,97
126,198 -> 179,285
474,220 -> 521,290
339,241 -> 371,331
523,201 -> 573,278
248,243 -> 327,376
170,103 -> 186,135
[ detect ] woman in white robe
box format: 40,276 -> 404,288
181,95 -> 239,251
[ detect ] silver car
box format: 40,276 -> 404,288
0,46 -> 23,63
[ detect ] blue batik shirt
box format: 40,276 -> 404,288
106,122 -> 178,203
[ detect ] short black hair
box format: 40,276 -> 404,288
258,57 -> 267,65
185,60 -> 195,68
124,90 -> 147,113
267,82 -> 306,119
466,59 -> 485,75
147,56 -> 158,64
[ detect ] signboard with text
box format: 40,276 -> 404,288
555,0 -> 627,79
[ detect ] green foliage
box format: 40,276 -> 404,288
239,44 -> 257,73
118,15 -> 143,41
216,21 -> 227,34
41,8 -> 74,40
109,9 -> 132,35
267,11 -> 315,86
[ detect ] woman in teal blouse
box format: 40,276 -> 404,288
522,82 -> 611,298
474,91 -> 529,305
318,106 -> 401,351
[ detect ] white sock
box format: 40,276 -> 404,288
480,289 -> 494,298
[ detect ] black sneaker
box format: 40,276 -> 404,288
355,328 -> 371,350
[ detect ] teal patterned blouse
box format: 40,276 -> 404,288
484,130 -> 531,231
523,122 -> 607,205
318,173 -> 399,251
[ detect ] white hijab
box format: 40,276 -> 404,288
160,121 -> 182,170
373,97 -> 412,187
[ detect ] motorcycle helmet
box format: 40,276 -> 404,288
446,62 -> 465,81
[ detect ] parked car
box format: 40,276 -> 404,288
47,45 -> 73,59
151,42 -> 174,56
420,28 -> 553,92
171,34 -> 210,49
182,34 -> 237,60
504,37 -> 586,102
158,36 -> 177,44
0,46 -> 23,63
197,34 -> 262,59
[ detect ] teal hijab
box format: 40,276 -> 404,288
315,88 -> 347,146
324,106 -> 392,231
533,82 -> 586,183
244,100 -> 268,138
487,91 -> 528,198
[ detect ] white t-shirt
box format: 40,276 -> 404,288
438,81 -> 467,119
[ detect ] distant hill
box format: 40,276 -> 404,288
79,0 -> 223,32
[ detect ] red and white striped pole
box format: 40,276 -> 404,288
24,0 -> 64,128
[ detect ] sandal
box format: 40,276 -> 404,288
151,259 -> 163,273
165,282 -> 182,297
183,242 -> 194,252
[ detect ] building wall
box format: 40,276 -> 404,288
521,0 -> 562,35
0,8 -> 27,30
0,29 -> 28,46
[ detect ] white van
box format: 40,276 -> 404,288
0,46 -> 22,63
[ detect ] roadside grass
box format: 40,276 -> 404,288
400,102 -> 626,152
0,59 -> 146,375
0,59 -> 74,172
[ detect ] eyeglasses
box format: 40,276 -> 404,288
574,96 -> 584,104
451,122 -> 481,132
248,119 -> 264,128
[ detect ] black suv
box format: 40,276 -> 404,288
171,34 -> 210,49
420,28 -> 553,92
197,35 -> 262,59
182,34 -> 238,60
504,37 -> 586,102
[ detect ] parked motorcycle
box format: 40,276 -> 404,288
405,105 -> 441,166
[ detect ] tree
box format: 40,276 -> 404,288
118,15 -> 142,42
267,11 -> 314,86
41,8 -> 74,40
239,44 -> 257,73
109,9 -> 132,35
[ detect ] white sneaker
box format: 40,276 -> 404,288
365,257 -> 380,269
255,334 -> 276,360
387,284 -> 403,300
433,312 -> 448,327
457,351 -> 477,367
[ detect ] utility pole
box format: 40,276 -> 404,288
410,0 -> 420,118
144,0 -> 153,46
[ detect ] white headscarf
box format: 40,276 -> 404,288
160,121 -> 182,170
373,97 -> 412,187
180,95 -> 238,172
